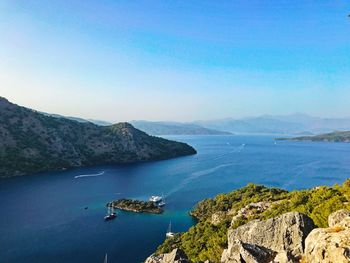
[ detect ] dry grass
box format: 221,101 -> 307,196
327,225 -> 345,233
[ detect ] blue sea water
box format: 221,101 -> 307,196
1,135 -> 350,263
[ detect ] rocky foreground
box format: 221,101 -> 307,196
146,209 -> 350,263
145,179 -> 350,263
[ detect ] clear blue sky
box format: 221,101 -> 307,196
1,0 -> 350,122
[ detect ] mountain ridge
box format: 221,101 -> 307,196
130,120 -> 232,135
0,97 -> 196,177
194,114 -> 350,134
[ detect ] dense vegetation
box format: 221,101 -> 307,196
109,199 -> 163,214
0,97 -> 196,177
278,131 -> 350,142
156,179 -> 350,262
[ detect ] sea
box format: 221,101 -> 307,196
1,135 -> 350,263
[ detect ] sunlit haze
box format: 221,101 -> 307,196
1,1 -> 350,122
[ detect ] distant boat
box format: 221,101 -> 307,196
158,200 -> 166,207
104,206 -> 117,221
149,195 -> 162,203
166,221 -> 175,238
103,253 -> 107,263
157,194 -> 166,207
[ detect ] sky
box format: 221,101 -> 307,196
1,0 -> 350,122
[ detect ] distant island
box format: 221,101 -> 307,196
108,199 -> 163,214
0,97 -> 196,177
277,131 -> 350,142
130,120 -> 232,135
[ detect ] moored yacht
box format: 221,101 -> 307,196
149,195 -> 162,203
166,221 -> 175,238
104,206 -> 117,221
158,200 -> 166,207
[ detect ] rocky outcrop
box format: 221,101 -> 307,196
210,201 -> 273,226
145,248 -> 191,263
303,210 -> 350,263
328,209 -> 350,227
221,212 -> 315,263
221,240 -> 276,263
211,211 -> 227,225
230,201 -> 272,227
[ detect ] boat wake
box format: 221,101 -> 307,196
166,163 -> 236,197
190,163 -> 236,178
212,143 -> 246,161
281,161 -> 321,189
74,171 -> 105,179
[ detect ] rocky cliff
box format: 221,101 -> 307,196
0,97 -> 196,177
147,210 -> 350,263
303,209 -> 350,263
146,179 -> 350,263
221,212 -> 315,262
145,248 -> 192,263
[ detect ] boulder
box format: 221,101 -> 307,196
221,212 -> 315,263
304,211 -> 350,263
221,239 -> 276,263
145,248 -> 191,263
328,209 -> 350,227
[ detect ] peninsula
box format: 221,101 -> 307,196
0,97 -> 196,177
277,131 -> 350,142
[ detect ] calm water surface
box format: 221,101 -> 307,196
1,135 -> 350,263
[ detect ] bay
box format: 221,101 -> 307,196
1,135 -> 350,263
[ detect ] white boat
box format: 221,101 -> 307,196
166,221 -> 175,238
104,206 -> 117,221
103,253 -> 107,263
149,195 -> 162,203
158,200 -> 166,207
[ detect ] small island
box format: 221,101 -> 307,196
108,199 -> 163,214
276,131 -> 350,143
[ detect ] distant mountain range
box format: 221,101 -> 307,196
46,112 -> 350,136
130,121 -> 232,135
43,115 -> 231,135
194,114 -> 350,135
0,97 -> 196,177
41,112 -> 113,126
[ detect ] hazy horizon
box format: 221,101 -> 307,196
4,95 -> 350,124
1,1 -> 350,122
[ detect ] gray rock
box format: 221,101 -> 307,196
328,209 -> 350,227
221,239 -> 276,263
221,212 -> 315,263
303,211 -> 350,263
145,248 -> 191,263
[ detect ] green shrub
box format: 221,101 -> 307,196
156,180 -> 350,262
